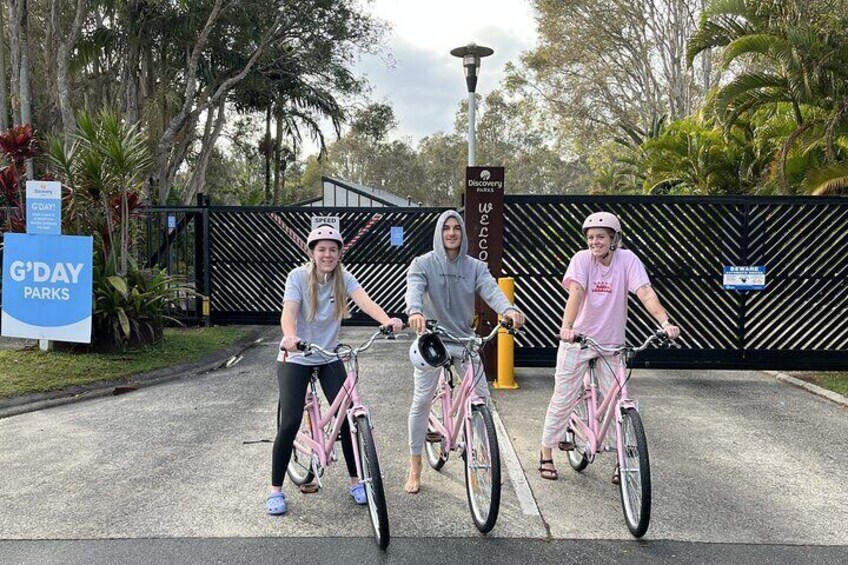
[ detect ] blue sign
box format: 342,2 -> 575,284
1,233 -> 93,342
26,181 -> 62,235
723,265 -> 766,290
390,226 -> 404,247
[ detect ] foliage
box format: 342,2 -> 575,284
0,326 -> 248,398
0,125 -> 37,233
688,0 -> 848,194
46,111 -> 196,349
92,253 -> 197,349
516,0 -> 710,155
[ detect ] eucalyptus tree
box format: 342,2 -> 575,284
515,0 -> 710,155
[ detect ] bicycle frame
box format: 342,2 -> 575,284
567,332 -> 667,463
428,359 -> 485,455
289,330 -> 392,482
568,355 -> 634,463
293,364 -> 369,475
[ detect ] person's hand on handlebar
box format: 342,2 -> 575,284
383,317 -> 404,333
662,324 -> 681,340
560,327 -> 577,343
408,313 -> 426,334
503,309 -> 525,329
282,334 -> 302,352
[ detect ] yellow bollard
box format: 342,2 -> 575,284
494,277 -> 519,390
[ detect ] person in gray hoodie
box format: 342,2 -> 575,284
404,210 -> 525,493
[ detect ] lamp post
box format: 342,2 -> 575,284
450,43 -> 493,166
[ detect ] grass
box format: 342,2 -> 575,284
0,326 -> 248,399
790,372 -> 848,397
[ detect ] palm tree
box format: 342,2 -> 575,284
688,0 -> 848,193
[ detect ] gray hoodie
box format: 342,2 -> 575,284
405,210 -> 517,340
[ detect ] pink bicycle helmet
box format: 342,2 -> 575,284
307,225 -> 344,249
582,212 -> 622,249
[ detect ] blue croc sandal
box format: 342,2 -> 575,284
349,483 -> 367,505
266,492 -> 287,515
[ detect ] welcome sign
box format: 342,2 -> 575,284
1,233 -> 93,342
25,180 -> 62,235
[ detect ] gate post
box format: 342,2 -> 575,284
195,193 -> 211,327
464,166 -> 505,379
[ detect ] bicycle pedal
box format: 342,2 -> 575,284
426,431 -> 442,443
558,441 -> 575,451
299,483 -> 320,494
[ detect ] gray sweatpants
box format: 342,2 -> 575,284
408,343 -> 490,455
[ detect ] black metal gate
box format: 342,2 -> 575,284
141,195 -> 848,370
205,206 -> 448,325
503,195 -> 848,369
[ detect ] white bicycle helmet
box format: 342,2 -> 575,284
582,212 -> 622,249
307,225 -> 344,250
409,333 -> 449,369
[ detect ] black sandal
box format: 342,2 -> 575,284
538,454 -> 558,480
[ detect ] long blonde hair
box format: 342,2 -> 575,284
304,259 -> 350,321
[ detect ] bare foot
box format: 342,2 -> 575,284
404,456 -> 422,494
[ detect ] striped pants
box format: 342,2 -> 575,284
540,341 -> 622,449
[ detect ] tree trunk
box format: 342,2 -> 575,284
263,104 -> 271,204
45,1 -> 59,130
183,98 -> 226,205
55,0 -> 87,149
122,1 -> 143,126
154,0 -> 283,204
19,0 -> 31,178
0,3 -> 8,131
273,111 -> 283,205
7,0 -> 21,125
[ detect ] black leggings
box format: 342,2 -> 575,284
271,360 -> 358,487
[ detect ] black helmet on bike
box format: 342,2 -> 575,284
409,333 -> 449,368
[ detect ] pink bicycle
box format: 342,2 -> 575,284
563,331 -> 671,537
281,326 -> 398,550
423,319 -> 517,533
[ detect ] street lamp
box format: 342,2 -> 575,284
450,43 -> 493,167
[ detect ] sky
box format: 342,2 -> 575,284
352,0 -> 539,146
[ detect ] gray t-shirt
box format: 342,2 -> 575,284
277,265 -> 361,366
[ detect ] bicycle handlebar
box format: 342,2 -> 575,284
425,319 -> 518,348
292,324 -> 408,359
573,330 -> 672,354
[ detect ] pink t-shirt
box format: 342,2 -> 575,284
562,249 -> 650,346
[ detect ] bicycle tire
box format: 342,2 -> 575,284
425,387 -> 448,470
567,395 -> 590,472
618,407 -> 651,537
464,404 -> 501,533
355,415 -> 390,550
284,402 -> 315,485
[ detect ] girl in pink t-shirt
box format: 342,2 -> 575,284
538,212 -> 680,482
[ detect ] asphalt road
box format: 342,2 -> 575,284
1,327 -> 845,564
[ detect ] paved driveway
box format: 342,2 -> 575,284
0,327 -> 845,553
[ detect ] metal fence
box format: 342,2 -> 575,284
138,195 -> 848,370
205,206 -> 448,325
503,195 -> 848,369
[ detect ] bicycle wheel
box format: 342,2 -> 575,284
619,407 -> 651,537
424,388 -> 448,470
567,395 -> 590,471
284,402 -> 315,485
464,404 -> 501,533
355,415 -> 390,550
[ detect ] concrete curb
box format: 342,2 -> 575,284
0,326 -> 278,419
764,371 -> 848,408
